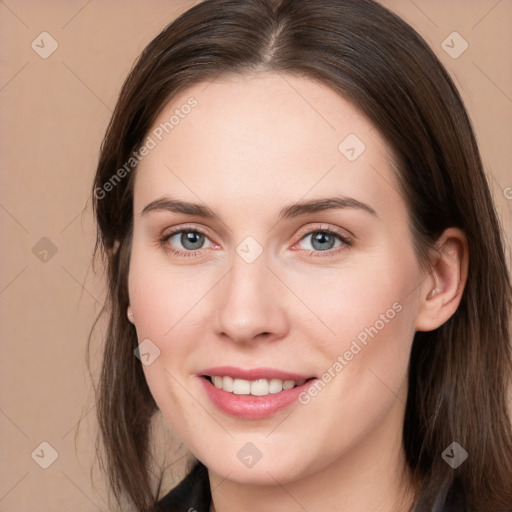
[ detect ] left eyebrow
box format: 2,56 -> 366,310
278,196 -> 378,221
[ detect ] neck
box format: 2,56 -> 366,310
208,392 -> 418,512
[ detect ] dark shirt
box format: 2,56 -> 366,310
156,460 -> 467,512
157,461 -> 211,512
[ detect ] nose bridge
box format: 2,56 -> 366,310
213,245 -> 287,342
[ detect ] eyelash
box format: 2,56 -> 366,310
158,224 -> 353,259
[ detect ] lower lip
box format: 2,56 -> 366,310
200,377 -> 317,419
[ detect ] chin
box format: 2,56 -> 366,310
198,444 -> 314,486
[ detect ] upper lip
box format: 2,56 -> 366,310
200,366 -> 315,381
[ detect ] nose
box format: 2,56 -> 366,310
213,251 -> 289,345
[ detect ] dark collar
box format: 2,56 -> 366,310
157,460 -> 211,512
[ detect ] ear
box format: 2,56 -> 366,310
127,305 -> 135,324
415,228 -> 469,332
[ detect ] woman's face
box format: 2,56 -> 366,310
128,73 -> 428,485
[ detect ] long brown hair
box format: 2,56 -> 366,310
89,0 -> 512,510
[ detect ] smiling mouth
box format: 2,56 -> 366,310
203,375 -> 315,396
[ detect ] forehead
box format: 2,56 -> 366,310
133,72 -> 402,219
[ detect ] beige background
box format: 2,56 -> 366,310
1,1 -> 511,510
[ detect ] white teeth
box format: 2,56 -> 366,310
268,378 -> 284,394
250,379 -> 269,396
209,376 -> 307,396
282,380 -> 295,390
232,378 -> 251,395
222,375 -> 234,392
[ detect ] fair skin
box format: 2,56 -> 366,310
127,73 -> 468,512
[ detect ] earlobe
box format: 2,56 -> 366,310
127,306 -> 135,324
415,228 -> 469,332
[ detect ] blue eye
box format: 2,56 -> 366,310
159,226 -> 352,258
160,229 -> 214,257
299,230 -> 348,252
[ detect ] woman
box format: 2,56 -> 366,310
90,0 -> 512,511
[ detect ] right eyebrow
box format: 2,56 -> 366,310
141,198 -> 218,219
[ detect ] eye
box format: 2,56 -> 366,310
292,226 -> 353,257
159,227 -> 216,257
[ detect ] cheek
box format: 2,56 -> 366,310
292,245 -> 420,425
128,249 -> 212,398
128,248 -> 193,340
311,249 -> 418,392
296,248 -> 419,354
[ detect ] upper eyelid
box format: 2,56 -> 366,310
295,223 -> 354,241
